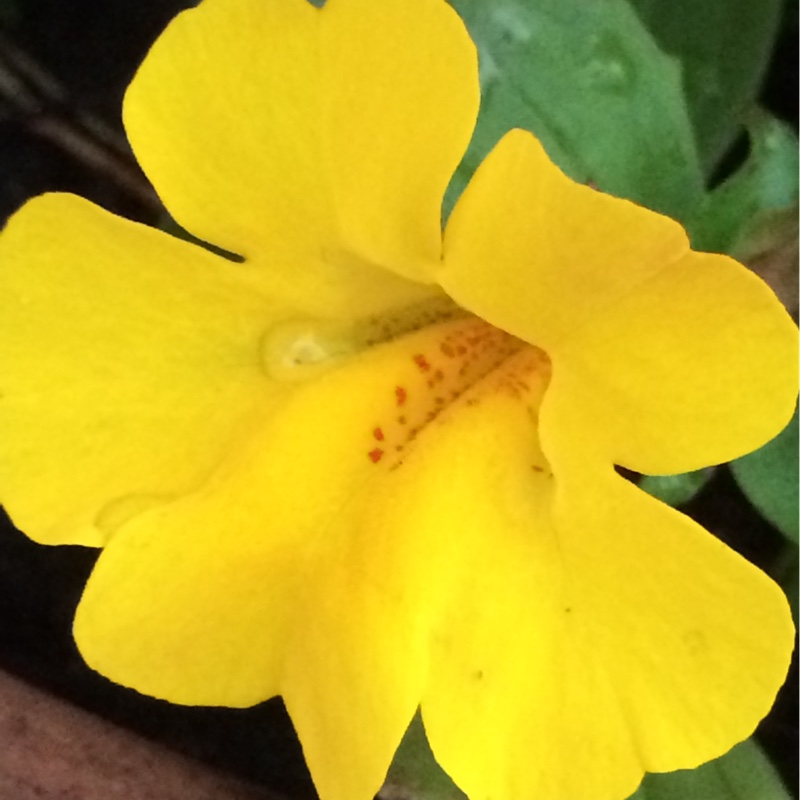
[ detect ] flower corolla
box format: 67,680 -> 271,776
0,1 -> 797,799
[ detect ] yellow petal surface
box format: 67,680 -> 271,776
441,129 -> 799,474
0,194 -> 281,546
412,389 -> 794,800
73,315 -> 526,800
124,0 -> 478,315
440,129 -> 690,350
540,250 -> 799,474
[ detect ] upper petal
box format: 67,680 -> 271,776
124,0 -> 479,307
441,129 -> 799,473
440,128 -> 690,351
0,194 -> 280,546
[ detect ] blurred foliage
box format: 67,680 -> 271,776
639,469 -> 716,508
446,0 -> 703,222
688,111 -> 799,255
732,408 -> 799,544
446,0 -> 786,226
383,713 -> 465,800
629,0 -> 782,173
632,738 -> 791,800
773,545 -> 798,625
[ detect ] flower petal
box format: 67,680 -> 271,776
440,128 -> 690,350
413,391 -> 794,800
73,315 -> 525,799
124,0 -> 479,309
0,194 -> 280,546
441,129 -> 799,473
540,250 -> 799,474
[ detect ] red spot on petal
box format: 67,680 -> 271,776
413,354 -> 431,372
368,448 -> 384,463
373,427 -> 385,441
395,386 -> 407,406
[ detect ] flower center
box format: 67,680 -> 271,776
258,300 -> 551,474
361,316 -> 551,470
259,296 -> 465,382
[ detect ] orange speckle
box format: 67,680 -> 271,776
397,415 -> 407,425
456,345 -> 468,355
395,386 -> 407,406
373,427 -> 385,441
368,448 -> 384,463
440,343 -> 456,358
433,369 -> 444,383
413,354 -> 431,372
532,465 -> 544,473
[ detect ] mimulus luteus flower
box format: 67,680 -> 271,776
0,0 -> 797,799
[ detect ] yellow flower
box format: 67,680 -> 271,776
0,0 -> 796,798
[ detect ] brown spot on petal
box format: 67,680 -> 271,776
363,317 -> 551,472
413,354 -> 431,372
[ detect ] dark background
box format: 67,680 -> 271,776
0,2 -> 797,798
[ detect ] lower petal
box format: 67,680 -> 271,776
415,408 -> 793,799
73,315 -> 529,799
551,468 -> 795,775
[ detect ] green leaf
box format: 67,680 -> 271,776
773,544 -> 799,626
638,468 -> 715,508
632,738 -> 791,800
380,712 -> 466,800
447,0 -> 703,222
628,0 -> 782,173
687,111 -> 799,255
731,407 -> 799,544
